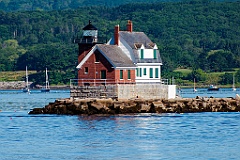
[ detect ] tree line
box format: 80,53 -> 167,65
0,0 -> 240,85
0,0 -> 167,12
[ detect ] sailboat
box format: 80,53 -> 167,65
22,66 -> 30,93
41,68 -> 50,92
232,74 -> 236,91
193,78 -> 197,92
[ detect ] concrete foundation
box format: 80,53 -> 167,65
70,84 -> 175,100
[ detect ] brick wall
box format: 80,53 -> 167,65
115,69 -> 135,83
78,43 -> 95,63
78,50 -> 115,82
78,50 -> 136,85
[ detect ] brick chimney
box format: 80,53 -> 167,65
114,24 -> 119,45
127,20 -> 132,32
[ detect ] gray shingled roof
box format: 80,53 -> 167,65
108,31 -> 163,64
119,31 -> 154,49
119,31 -> 162,63
133,49 -> 162,63
96,44 -> 136,68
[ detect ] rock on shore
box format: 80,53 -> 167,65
0,81 -> 30,89
29,96 -> 240,115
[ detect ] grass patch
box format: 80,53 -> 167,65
173,68 -> 192,77
0,70 -> 37,81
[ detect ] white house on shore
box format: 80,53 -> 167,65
108,20 -> 163,83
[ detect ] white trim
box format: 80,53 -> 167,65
153,44 -> 158,49
106,38 -> 113,45
76,46 -> 96,69
137,63 -> 163,66
135,65 -> 162,83
115,66 -> 137,69
119,37 -> 136,62
76,45 -> 118,69
135,79 -> 162,83
168,85 -> 176,99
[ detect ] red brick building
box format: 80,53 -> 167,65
72,21 -> 177,99
76,21 -> 136,86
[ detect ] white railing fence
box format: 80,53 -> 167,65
70,79 -> 169,88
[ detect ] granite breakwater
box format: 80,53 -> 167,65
29,95 -> 240,115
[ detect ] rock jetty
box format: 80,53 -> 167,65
29,95 -> 240,115
0,81 -> 31,89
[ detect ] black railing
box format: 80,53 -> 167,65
73,37 -> 108,44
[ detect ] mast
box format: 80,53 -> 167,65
26,66 -> 28,89
233,74 -> 236,91
41,68 -> 50,92
193,78 -> 197,92
45,68 -> 49,89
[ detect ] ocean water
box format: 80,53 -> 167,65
0,89 -> 240,160
179,87 -> 240,98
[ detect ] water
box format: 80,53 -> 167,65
179,87 -> 240,98
0,90 -> 70,112
0,89 -> 240,159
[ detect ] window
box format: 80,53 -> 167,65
143,68 -> 147,75
100,70 -> 106,79
153,49 -> 157,59
120,70 -> 123,79
84,67 -> 88,74
149,68 -> 153,78
155,68 -> 159,78
84,83 -> 90,86
136,68 -> 143,77
128,70 -> 131,79
140,49 -> 144,59
136,68 -> 139,77
95,54 -> 100,63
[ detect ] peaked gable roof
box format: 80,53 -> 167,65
119,31 -> 155,49
76,44 -> 136,69
133,49 -> 162,64
96,44 -> 136,68
115,31 -> 162,64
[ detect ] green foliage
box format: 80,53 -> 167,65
207,50 -> 235,72
219,72 -> 233,85
235,69 -> 240,84
0,39 -> 26,71
15,43 -> 78,84
0,0 -> 164,12
188,68 -> 207,82
0,1 -> 240,85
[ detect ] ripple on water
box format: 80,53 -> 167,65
0,90 -> 240,159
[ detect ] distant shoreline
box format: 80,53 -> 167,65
0,88 -> 70,90
0,81 -> 70,90
0,81 -> 237,90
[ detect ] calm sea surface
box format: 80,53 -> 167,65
0,89 -> 240,160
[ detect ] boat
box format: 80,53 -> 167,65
233,74 -> 236,91
41,68 -> 50,92
22,66 -> 30,93
193,78 -> 197,92
207,85 -> 219,91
